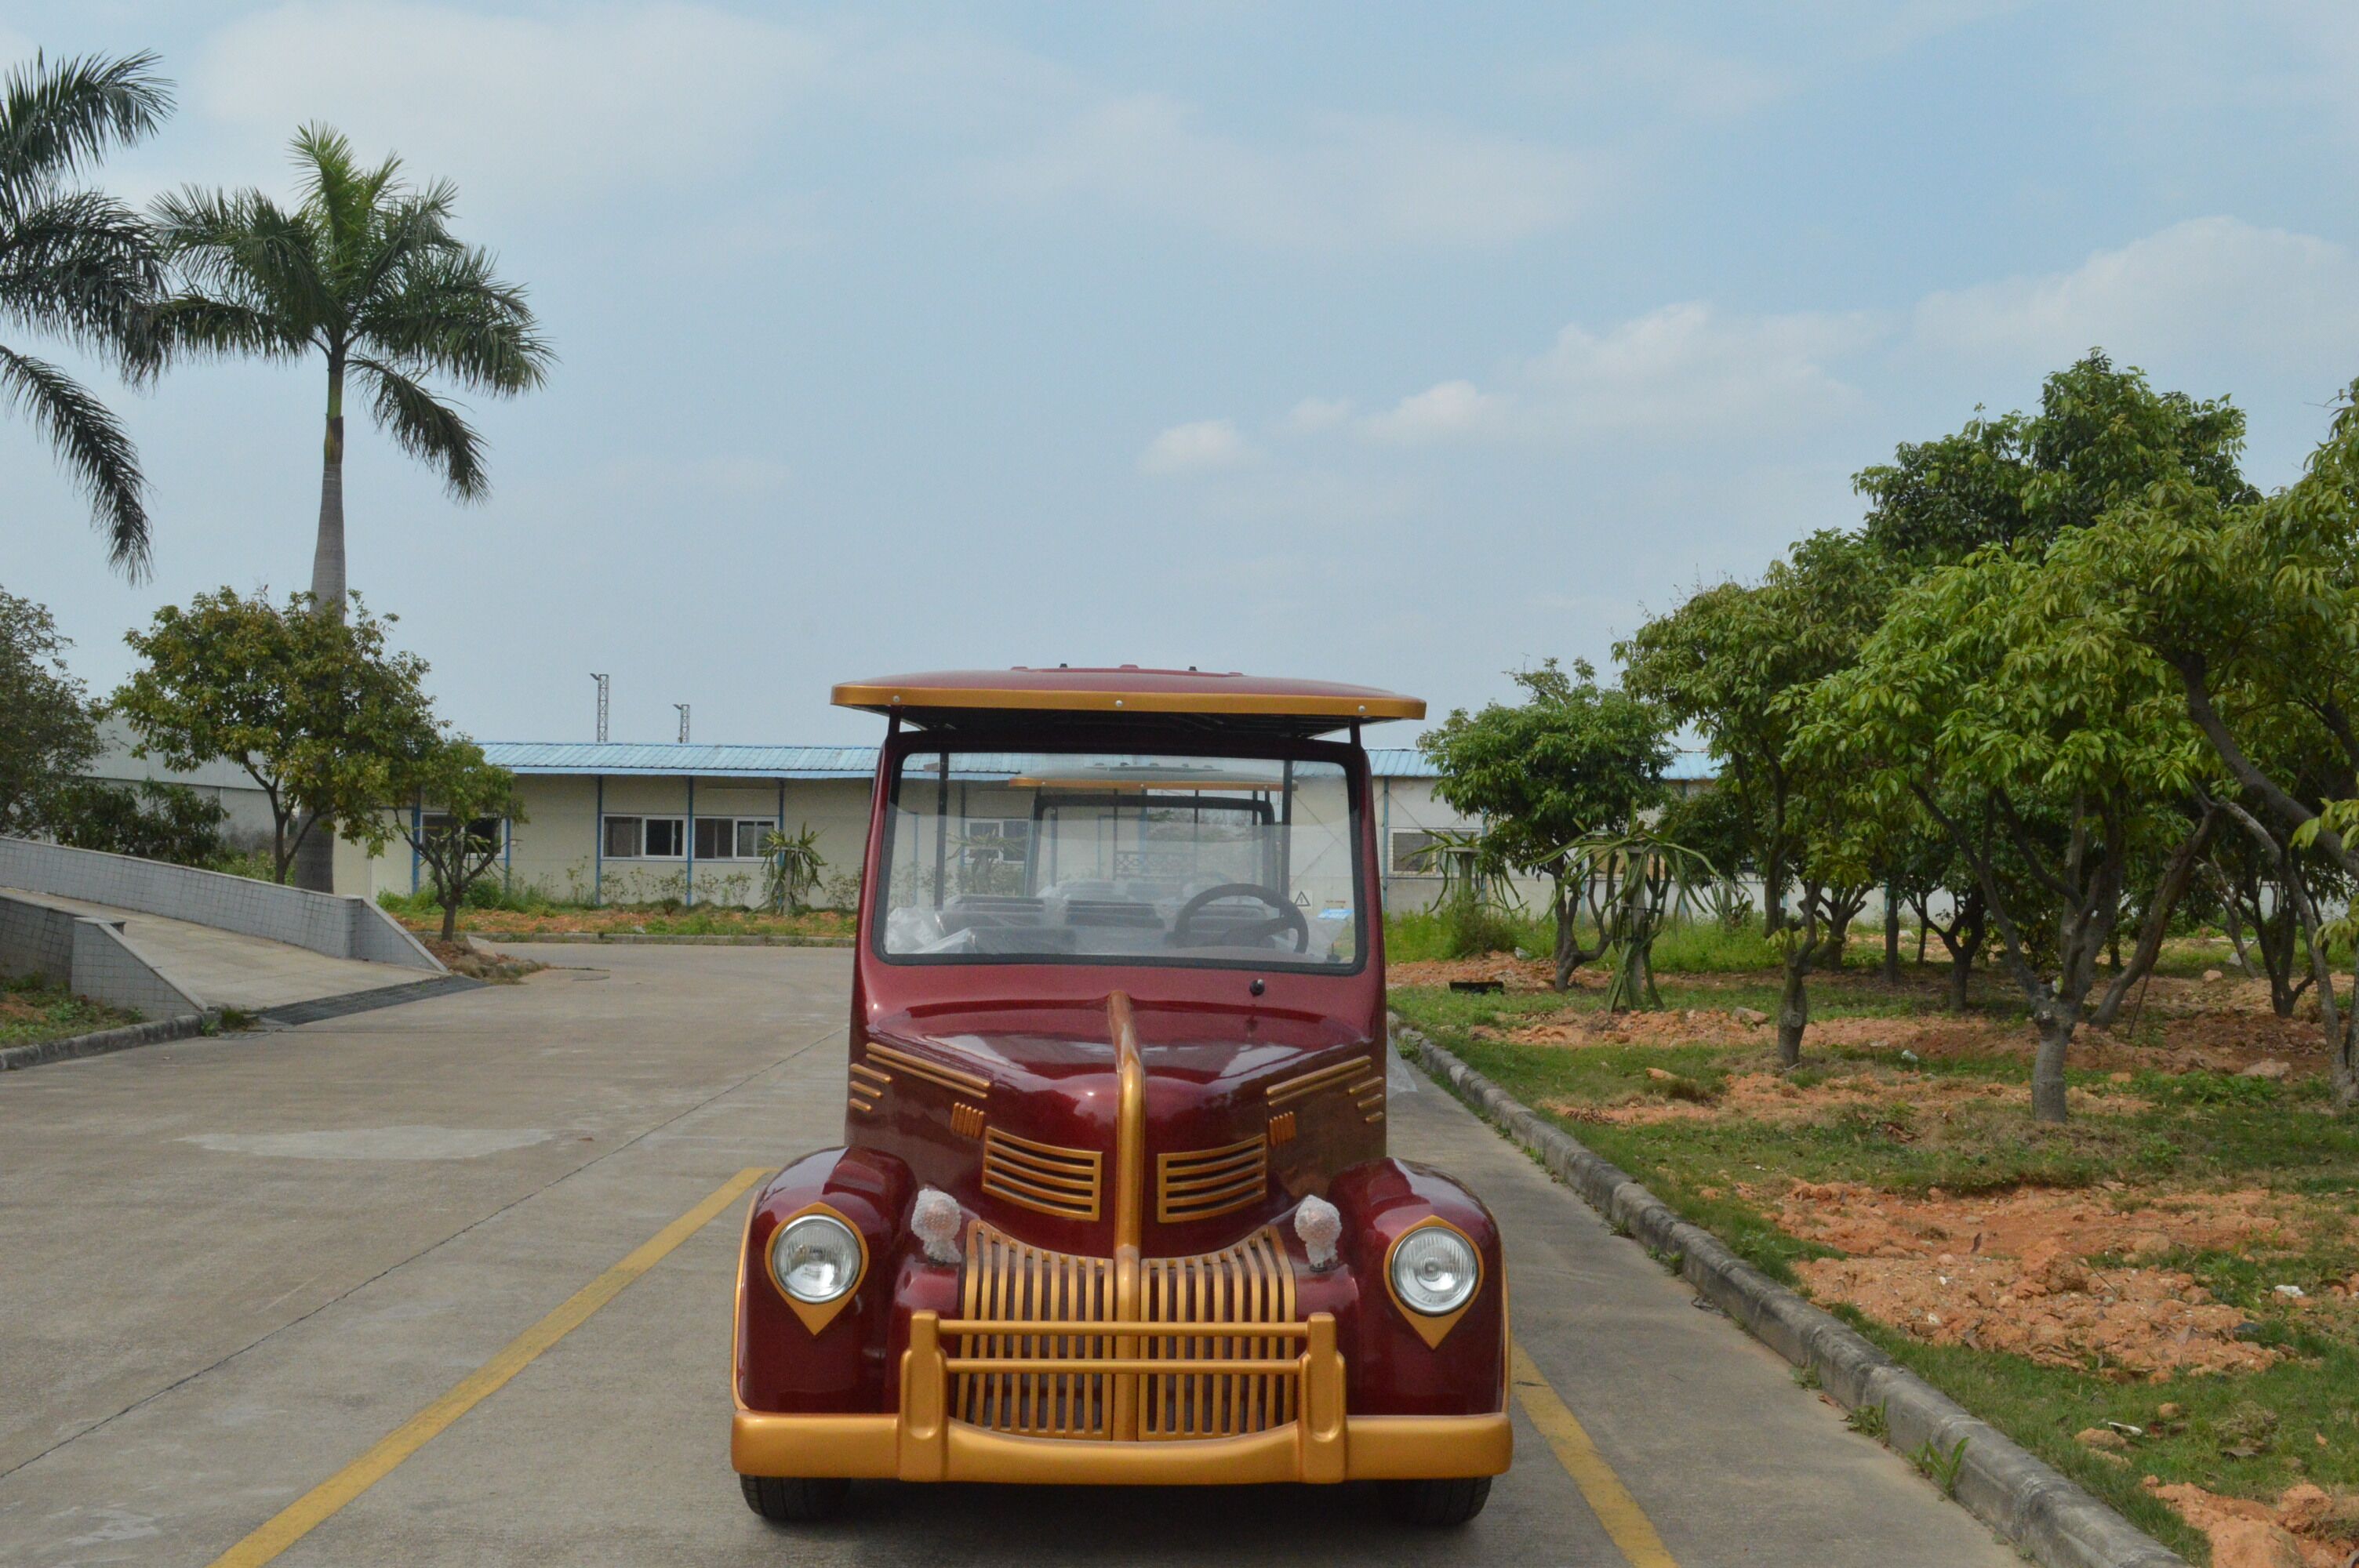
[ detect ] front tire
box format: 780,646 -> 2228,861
739,1473 -> 849,1523
1381,1475 -> 1492,1526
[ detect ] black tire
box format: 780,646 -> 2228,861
1381,1475 -> 1492,1526
739,1473 -> 850,1523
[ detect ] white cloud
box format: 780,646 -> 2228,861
1140,419 -> 1249,476
192,2 -> 827,205
1281,397 -> 1354,434
1909,217 -> 2359,382
980,96 -> 1608,250
1360,380 -> 1508,444
1350,303 -> 1870,448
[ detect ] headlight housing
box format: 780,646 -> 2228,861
1390,1222 -> 1479,1317
771,1213 -> 863,1305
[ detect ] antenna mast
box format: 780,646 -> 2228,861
675,703 -> 691,743
591,673 -> 609,742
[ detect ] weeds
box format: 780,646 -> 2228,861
1846,1403 -> 1888,1440
1910,1436 -> 1969,1495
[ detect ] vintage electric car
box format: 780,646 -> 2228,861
731,667 -> 1510,1525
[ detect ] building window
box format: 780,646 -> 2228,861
423,814 -> 504,855
692,817 -> 776,860
1390,829 -> 1442,876
603,815 -> 685,858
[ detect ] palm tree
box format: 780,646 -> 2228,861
151,124 -> 551,615
0,50 -> 172,577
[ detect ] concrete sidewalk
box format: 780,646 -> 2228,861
0,887 -> 429,1013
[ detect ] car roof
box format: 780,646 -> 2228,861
831,666 -> 1423,736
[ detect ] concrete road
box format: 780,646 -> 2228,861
0,946 -> 2019,1566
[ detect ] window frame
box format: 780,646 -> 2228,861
602,814 -> 688,860
870,738 -> 1369,978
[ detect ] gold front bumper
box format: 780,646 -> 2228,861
732,1308 -> 1511,1485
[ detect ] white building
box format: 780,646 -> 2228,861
342,742 -> 1717,912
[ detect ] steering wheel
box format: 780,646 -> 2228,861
1172,883 -> 1310,954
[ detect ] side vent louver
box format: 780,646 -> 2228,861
1156,1134 -> 1269,1224
981,1127 -> 1103,1221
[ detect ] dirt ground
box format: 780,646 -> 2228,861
2149,1479 -> 2359,1568
1468,986 -> 2329,1079
1766,1181 -> 2339,1377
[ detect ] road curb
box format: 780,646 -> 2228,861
0,1012 -> 213,1073
1393,1018 -> 2187,1568
444,931 -> 855,948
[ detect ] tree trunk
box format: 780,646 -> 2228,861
441,894 -> 459,942
2092,807 -> 2218,1026
313,353 -> 348,616
1947,945 -> 1973,1012
1777,951 -> 1810,1069
1552,878 -> 1579,993
1882,885 -> 1901,984
291,354 -> 350,894
2030,1004 -> 2073,1123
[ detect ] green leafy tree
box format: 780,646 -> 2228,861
111,588 -> 431,882
2045,387 -> 2359,1106
0,586 -> 98,835
150,125 -> 552,615
1,51 -> 172,574
374,738 -> 525,942
1619,531 -> 1898,937
1856,350 -> 2254,565
1419,659 -> 1671,990
1803,549 -> 2211,1121
48,779 -> 228,866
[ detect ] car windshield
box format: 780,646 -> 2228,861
878,750 -> 1361,969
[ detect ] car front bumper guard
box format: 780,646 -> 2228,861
733,1309 -> 1512,1485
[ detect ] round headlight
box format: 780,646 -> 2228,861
1390,1225 -> 1478,1316
771,1214 -> 863,1305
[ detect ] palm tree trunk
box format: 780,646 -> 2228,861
312,353 -> 348,615
291,353 -> 347,893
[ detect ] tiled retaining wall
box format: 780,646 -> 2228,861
0,892 -> 204,1020
0,837 -> 439,972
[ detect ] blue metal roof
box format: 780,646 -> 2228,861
485,741 -> 1717,783
481,742 -> 883,778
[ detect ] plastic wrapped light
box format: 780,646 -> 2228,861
1295,1196 -> 1342,1271
771,1214 -> 863,1305
911,1187 -> 963,1265
1390,1225 -> 1478,1316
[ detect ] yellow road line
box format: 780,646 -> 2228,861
1512,1341 -> 1679,1568
208,1167 -> 769,1568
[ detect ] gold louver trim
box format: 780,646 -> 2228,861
1350,1073 -> 1386,1123
863,1040 -> 991,1096
1266,1056 -> 1375,1109
1267,1110 -> 1297,1145
950,1102 -> 986,1138
982,1127 -> 1103,1220
1156,1135 -> 1268,1224
955,1221 -> 1299,1442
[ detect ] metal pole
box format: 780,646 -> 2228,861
594,775 -> 605,907
591,673 -> 609,742
685,775 -> 696,907
676,703 -> 691,743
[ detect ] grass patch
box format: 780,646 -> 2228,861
376,891 -> 854,940
1393,979 -> 2359,1554
0,975 -> 137,1045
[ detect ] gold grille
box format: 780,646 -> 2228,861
864,1040 -> 990,1097
955,1221 -> 1299,1441
1267,1055 -> 1374,1109
1156,1135 -> 1267,1224
1267,1110 -> 1297,1145
950,1102 -> 985,1138
982,1127 -> 1103,1220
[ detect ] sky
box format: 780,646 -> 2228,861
9,2 -> 2359,748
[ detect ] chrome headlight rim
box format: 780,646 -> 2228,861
768,1208 -> 866,1306
1386,1218 -> 1482,1319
